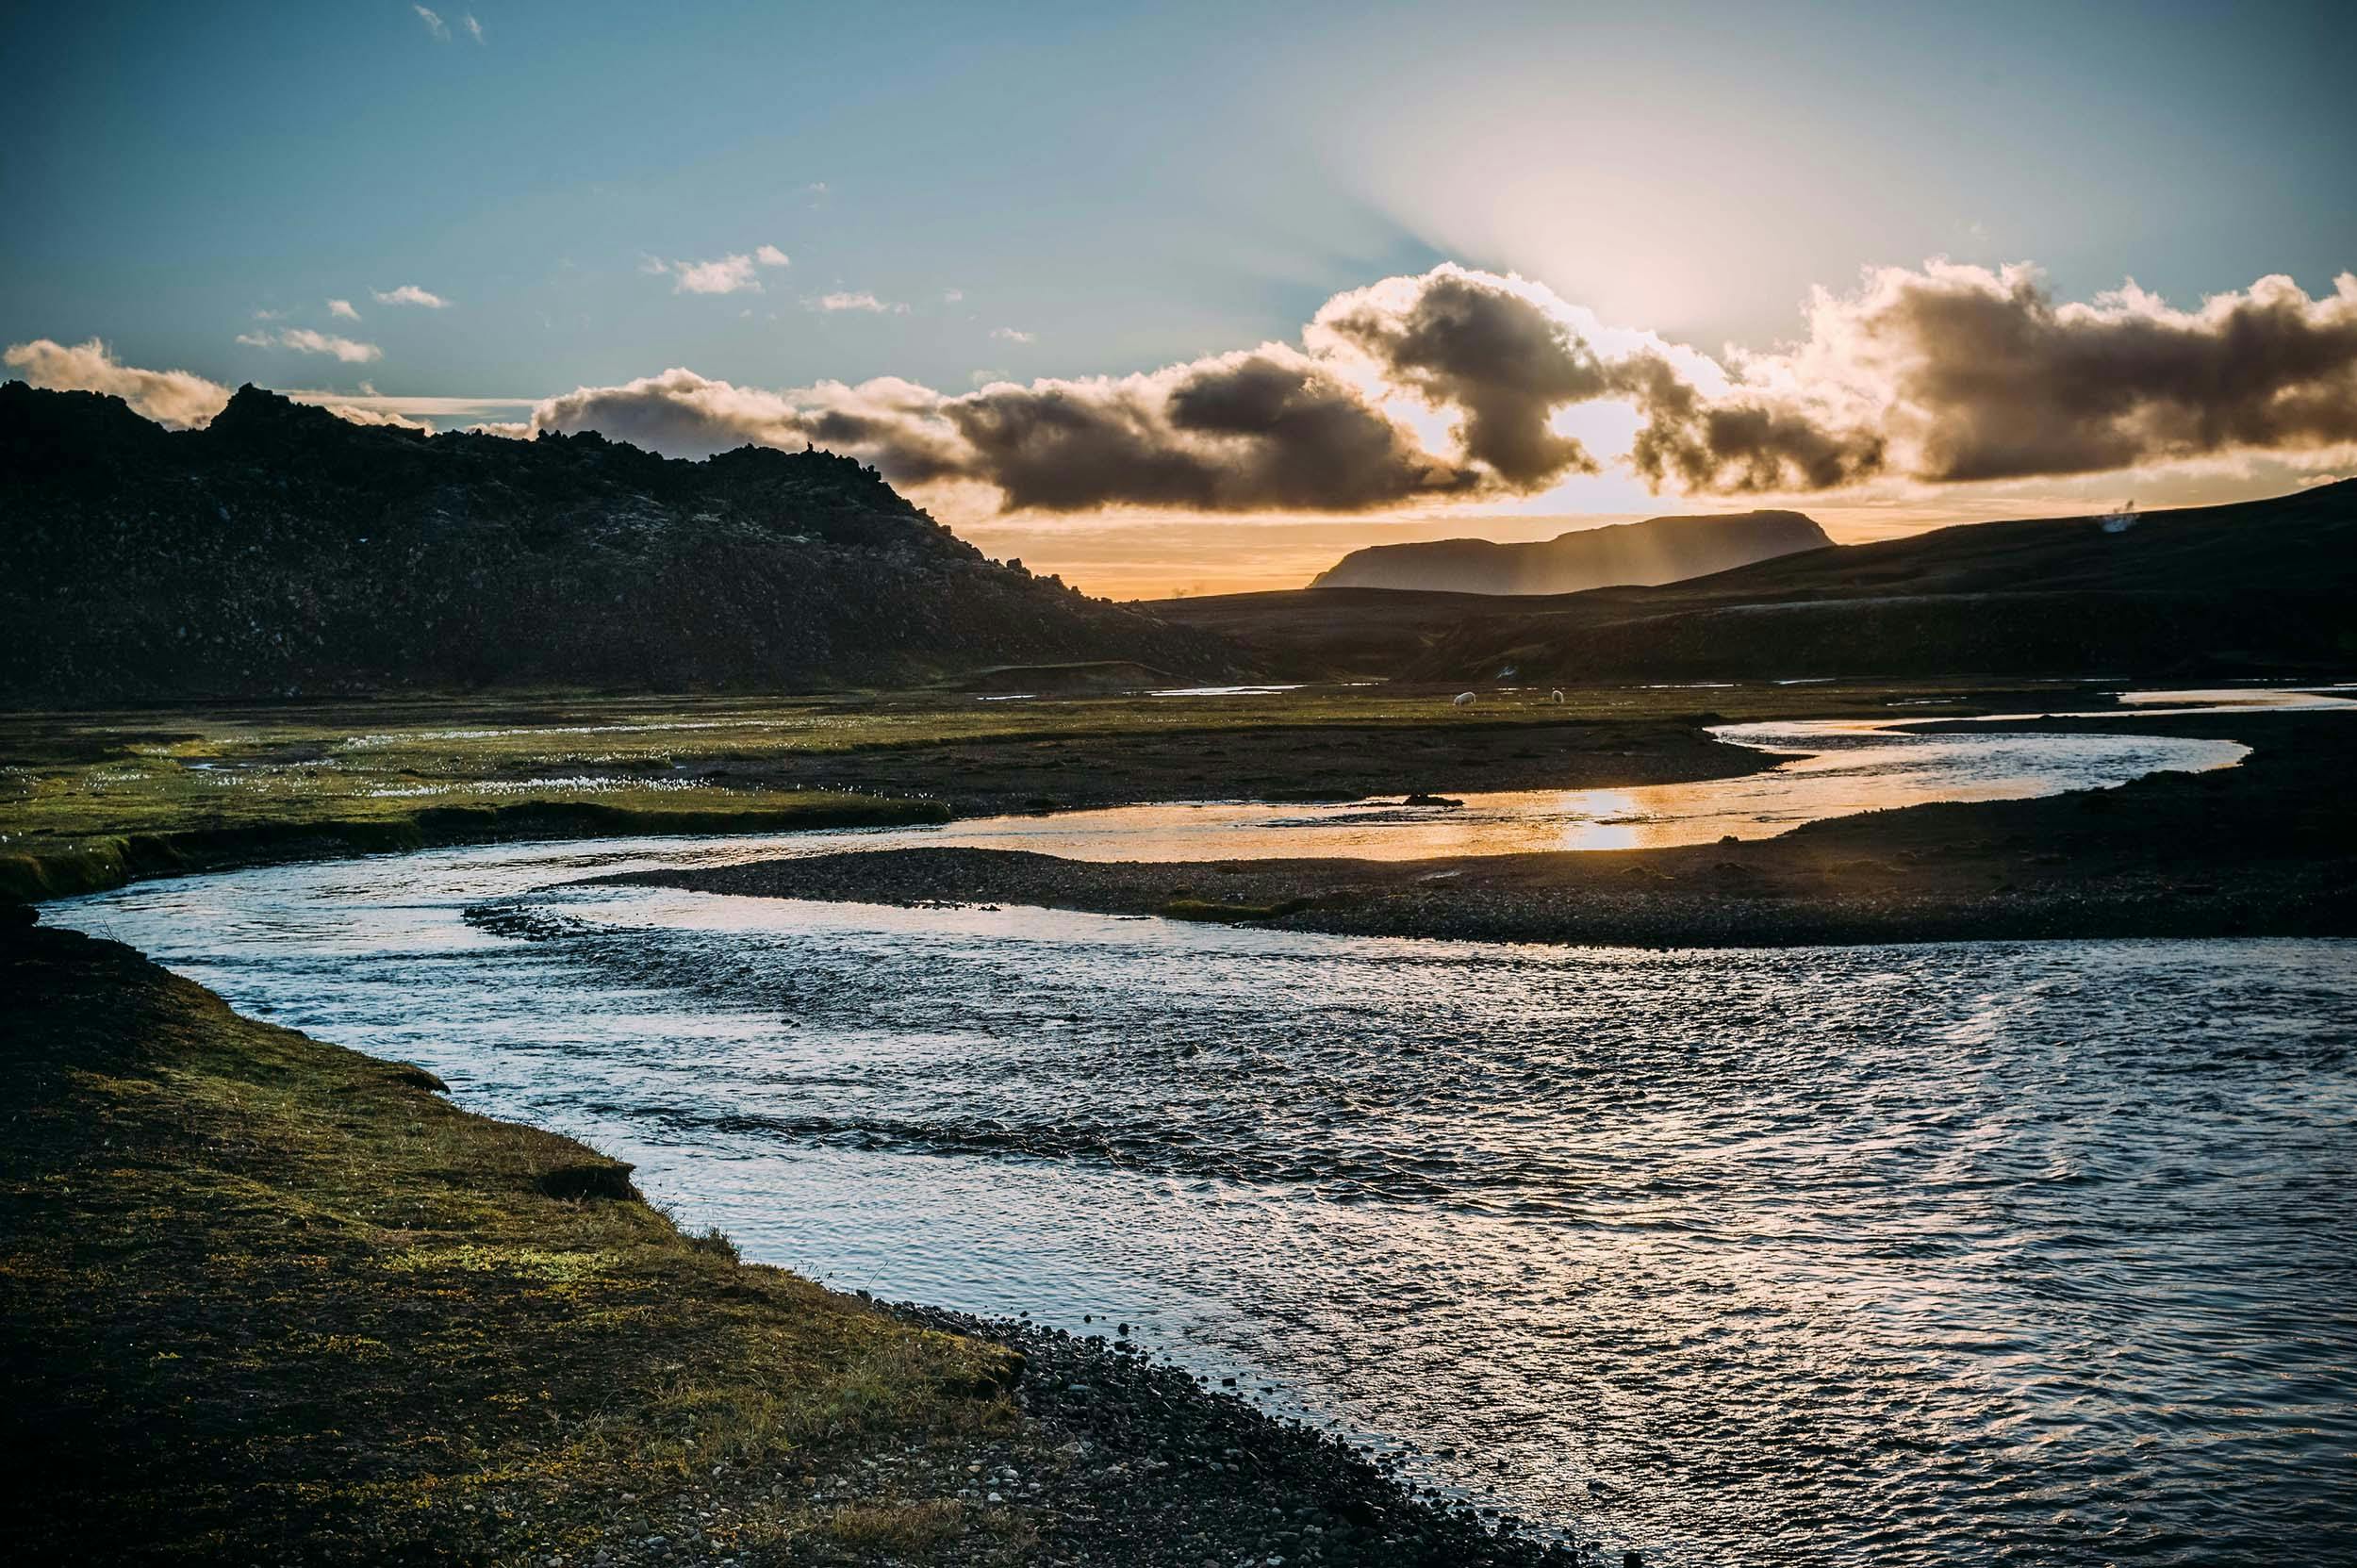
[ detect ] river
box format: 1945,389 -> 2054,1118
48,696 -> 2357,1564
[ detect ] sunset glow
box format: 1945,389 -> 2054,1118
6,2 -> 2350,597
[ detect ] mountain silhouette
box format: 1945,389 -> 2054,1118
1310,511 -> 1831,594
0,383 -> 1241,701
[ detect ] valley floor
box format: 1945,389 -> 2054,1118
0,682 -> 1826,900
6,681 -> 2351,1564
626,709 -> 2357,949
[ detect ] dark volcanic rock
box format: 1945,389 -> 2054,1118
0,381 -> 1246,701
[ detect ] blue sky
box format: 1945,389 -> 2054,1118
5,1 -> 2353,592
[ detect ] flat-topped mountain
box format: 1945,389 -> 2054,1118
0,383 -> 1243,701
1309,510 -> 1831,595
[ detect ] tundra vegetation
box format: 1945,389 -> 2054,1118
1,680 -> 2006,901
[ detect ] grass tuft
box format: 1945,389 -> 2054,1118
1158,896 -> 1313,923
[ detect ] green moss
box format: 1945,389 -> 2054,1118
0,792 -> 948,902
1,925 -> 1022,1561
0,683 -> 2053,904
1159,896 -> 1313,923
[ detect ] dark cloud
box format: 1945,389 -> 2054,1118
1845,266 -> 2357,483
1615,354 -> 1887,493
1315,266 -> 1609,486
521,350 -> 1491,513
948,351 -> 1478,511
1606,264 -> 2357,494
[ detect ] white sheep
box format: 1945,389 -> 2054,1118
1550,688 -> 1565,703
1452,691 -> 1476,707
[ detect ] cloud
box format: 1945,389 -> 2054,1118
991,326 -> 1035,344
327,298 -> 360,321
238,328 -> 383,363
950,349 -> 1479,511
809,290 -> 908,314
649,249 -> 789,295
3,337 -> 231,429
507,347 -> 1480,512
516,369 -> 955,471
484,268 -> 1778,510
371,283 -> 450,308
1614,352 -> 1886,493
413,5 -> 448,41
674,256 -> 760,295
2,340 -> 513,438
1606,261 -> 2357,493
1311,264 -> 1615,488
463,12 -> 482,42
944,289 -> 965,304
317,403 -> 434,432
228,257 -> 2357,513
288,389 -> 538,421
1796,262 -> 2357,484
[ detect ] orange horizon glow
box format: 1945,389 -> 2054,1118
955,467 -> 2355,602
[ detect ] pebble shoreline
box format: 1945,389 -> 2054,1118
888,1302 -> 1614,1568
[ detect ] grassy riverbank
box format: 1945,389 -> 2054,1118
0,680 -> 2088,902
0,696 -> 975,900
0,919 -> 1586,1566
0,919 -> 1021,1563
630,708 -> 2357,948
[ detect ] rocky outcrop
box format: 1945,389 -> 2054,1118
0,382 -> 1245,701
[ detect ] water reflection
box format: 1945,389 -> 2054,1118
41,687 -> 2357,1565
889,716 -> 2247,862
53,867 -> 2357,1568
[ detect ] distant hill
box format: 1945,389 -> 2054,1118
0,383 -> 1244,702
1309,510 -> 1831,594
1151,483 -> 2357,682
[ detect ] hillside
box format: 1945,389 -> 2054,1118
1152,483 -> 2357,681
1310,510 -> 1830,594
0,382 -> 1244,702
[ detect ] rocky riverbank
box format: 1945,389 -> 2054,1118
882,1304 -> 1594,1567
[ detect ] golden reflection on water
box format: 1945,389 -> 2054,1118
919,718 -> 2250,864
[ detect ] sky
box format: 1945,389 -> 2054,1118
5,0 -> 2353,596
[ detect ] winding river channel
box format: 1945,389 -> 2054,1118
49,693 -> 2357,1564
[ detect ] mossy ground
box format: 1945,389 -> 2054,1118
0,924 -> 1036,1565
0,680 -> 2073,900
1159,896 -> 1315,923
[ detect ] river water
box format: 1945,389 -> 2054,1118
48,701 -> 2357,1564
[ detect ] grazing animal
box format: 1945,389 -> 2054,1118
1550,688 -> 1565,703
1452,691 -> 1476,707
